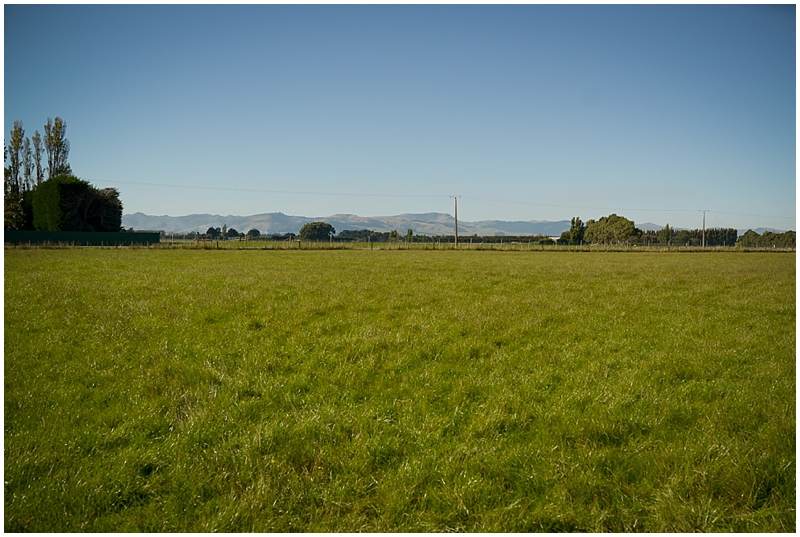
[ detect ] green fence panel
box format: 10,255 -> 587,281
4,231 -> 160,246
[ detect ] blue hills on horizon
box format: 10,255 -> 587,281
123,211 -> 572,236
122,211 -> 783,237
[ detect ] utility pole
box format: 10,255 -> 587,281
700,210 -> 708,248
450,195 -> 461,248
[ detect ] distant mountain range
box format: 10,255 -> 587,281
123,212 -> 573,236
122,212 -> 782,237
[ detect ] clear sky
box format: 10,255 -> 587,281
4,4 -> 796,230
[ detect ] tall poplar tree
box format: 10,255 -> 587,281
44,117 -> 71,179
7,121 -> 24,192
569,216 -> 585,244
4,121 -> 26,229
22,136 -> 33,192
31,130 -> 44,185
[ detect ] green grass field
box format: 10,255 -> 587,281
4,249 -> 795,531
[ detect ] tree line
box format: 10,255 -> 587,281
557,214 -> 792,247
196,223 -> 414,243
155,217 -> 794,249
738,229 -> 796,248
290,215 -> 793,248
297,223 -> 551,244
560,214 -> 740,247
4,118 -> 123,232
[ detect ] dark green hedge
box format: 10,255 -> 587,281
5,231 -> 159,246
31,175 -> 122,232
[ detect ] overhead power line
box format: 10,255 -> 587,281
711,210 -> 795,221
95,179 -> 795,222
462,196 -> 795,221
96,179 -> 449,200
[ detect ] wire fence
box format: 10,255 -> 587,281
150,238 -> 796,253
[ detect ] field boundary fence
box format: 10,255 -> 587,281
5,231 -> 161,247
153,237 -> 796,253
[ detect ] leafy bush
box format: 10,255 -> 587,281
31,175 -> 122,232
584,214 -> 641,245
299,221 -> 335,241
32,175 -> 89,231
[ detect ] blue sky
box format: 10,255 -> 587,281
4,4 -> 796,230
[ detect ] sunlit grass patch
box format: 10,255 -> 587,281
5,249 -> 795,531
